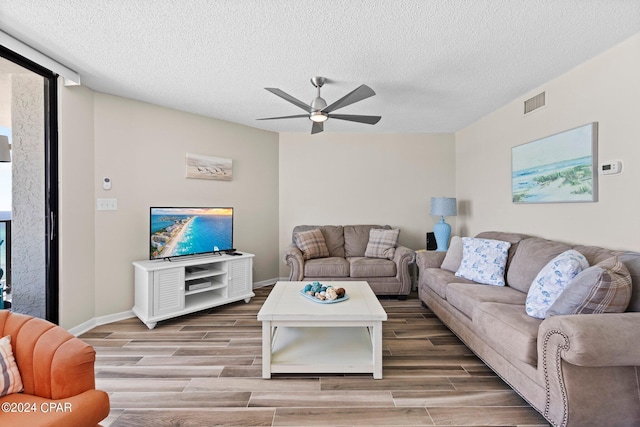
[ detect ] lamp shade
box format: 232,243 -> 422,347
430,197 -> 457,217
0,135 -> 10,162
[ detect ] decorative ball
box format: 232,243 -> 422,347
304,284 -> 312,292
335,288 -> 346,298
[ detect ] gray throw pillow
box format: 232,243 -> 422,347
294,229 -> 330,260
441,236 -> 463,272
365,228 -> 400,259
547,256 -> 632,316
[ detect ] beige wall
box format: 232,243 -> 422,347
57,88 -> 279,327
58,83 -> 95,329
92,93 -> 280,318
278,132 -> 456,277
455,33 -> 640,251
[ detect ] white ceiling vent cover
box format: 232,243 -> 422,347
524,92 -> 546,114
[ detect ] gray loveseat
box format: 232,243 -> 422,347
416,231 -> 640,427
283,225 -> 415,298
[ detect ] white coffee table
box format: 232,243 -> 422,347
257,281 -> 387,379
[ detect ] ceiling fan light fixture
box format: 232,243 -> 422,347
309,112 -> 328,123
260,77 -> 379,134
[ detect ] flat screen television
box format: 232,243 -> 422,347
149,207 -> 233,260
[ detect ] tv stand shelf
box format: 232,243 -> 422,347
132,253 -> 254,329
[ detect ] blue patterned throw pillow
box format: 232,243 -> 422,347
525,249 -> 589,319
455,237 -> 512,286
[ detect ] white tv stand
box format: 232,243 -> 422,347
132,252 -> 254,329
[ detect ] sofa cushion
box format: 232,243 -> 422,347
441,236 -> 463,272
349,257 -> 397,278
474,302 -> 542,366
293,225 -> 345,258
344,225 -> 390,257
422,268 -> 477,299
573,244 -> 620,265
547,256 -> 632,316
365,228 -> 400,259
0,335 -> 23,397
304,257 -> 350,277
294,228 -> 330,260
507,237 -> 573,293
525,249 -> 589,319
455,237 -> 511,286
446,282 -> 527,319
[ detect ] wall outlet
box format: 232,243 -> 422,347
96,198 -> 118,210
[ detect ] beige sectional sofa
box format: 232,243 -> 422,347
416,231 -> 640,427
283,224 -> 415,298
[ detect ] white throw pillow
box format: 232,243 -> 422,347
455,237 -> 511,286
525,249 -> 589,319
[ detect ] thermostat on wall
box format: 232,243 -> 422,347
600,161 -> 622,175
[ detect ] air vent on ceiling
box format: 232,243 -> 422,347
524,91 -> 545,115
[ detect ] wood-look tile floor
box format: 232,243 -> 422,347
83,286 -> 549,427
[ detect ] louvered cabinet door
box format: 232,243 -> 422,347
228,258 -> 252,298
153,267 -> 185,316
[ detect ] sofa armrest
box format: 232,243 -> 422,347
539,312 -> 640,367
392,246 -> 415,295
13,316 -> 98,400
393,245 -> 415,266
282,243 -> 304,281
415,250 -> 446,270
538,312 -> 640,426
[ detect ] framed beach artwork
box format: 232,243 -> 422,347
512,122 -> 598,204
186,152 -> 233,181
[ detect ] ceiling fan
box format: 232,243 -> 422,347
257,77 -> 381,134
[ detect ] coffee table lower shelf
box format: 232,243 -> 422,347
264,326 -> 379,378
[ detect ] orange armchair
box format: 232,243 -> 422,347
0,310 -> 109,427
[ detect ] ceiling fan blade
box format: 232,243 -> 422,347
322,84 -> 376,113
311,121 -> 324,134
265,88 -> 312,113
329,114 -> 381,125
257,114 -> 309,120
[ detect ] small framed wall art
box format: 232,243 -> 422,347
512,122 -> 598,204
185,152 -> 233,181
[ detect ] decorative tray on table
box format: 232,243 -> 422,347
299,282 -> 349,304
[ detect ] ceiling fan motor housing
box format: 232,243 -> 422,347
310,96 -> 327,111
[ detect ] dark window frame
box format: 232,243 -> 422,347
0,45 -> 60,324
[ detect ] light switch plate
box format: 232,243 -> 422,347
96,198 -> 118,210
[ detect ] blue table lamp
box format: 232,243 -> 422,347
430,197 -> 457,251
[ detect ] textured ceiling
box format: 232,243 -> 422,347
1,1 -> 639,134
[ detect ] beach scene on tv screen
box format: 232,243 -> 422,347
150,208 -> 233,259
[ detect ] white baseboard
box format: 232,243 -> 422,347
69,279 -> 281,336
68,310 -> 135,337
